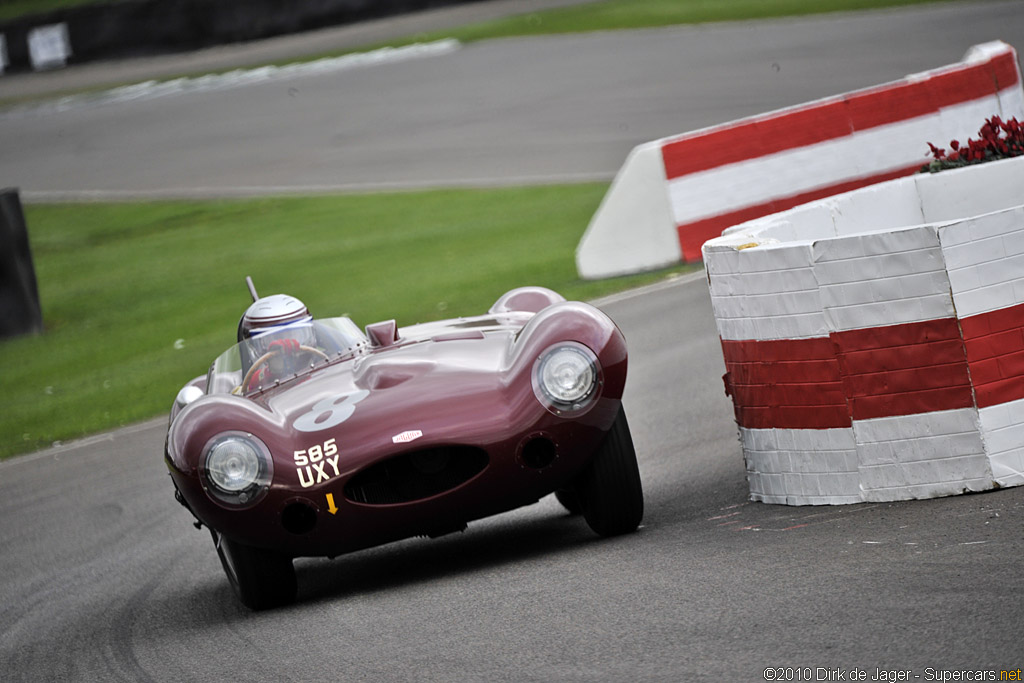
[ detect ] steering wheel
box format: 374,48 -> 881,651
240,345 -> 330,390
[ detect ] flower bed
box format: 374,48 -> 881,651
923,116 -> 1024,173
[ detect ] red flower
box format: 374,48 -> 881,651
921,116 -> 1024,173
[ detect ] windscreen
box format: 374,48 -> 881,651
207,317 -> 365,395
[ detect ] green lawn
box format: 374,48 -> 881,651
417,0 -> 970,42
0,186 -> 692,459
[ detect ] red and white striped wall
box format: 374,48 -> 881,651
576,41 -> 1024,279
703,157 -> 1024,505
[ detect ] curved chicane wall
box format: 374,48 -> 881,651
702,156 -> 1024,505
577,41 -> 1024,279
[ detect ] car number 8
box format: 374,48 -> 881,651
294,390 -> 370,432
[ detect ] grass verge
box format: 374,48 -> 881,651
0,184 -> 694,460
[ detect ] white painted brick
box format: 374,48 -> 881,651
976,254 -> 1024,289
709,267 -> 818,297
712,289 -> 822,318
782,473 -> 803,496
820,270 -> 950,309
860,463 -> 902,489
1002,228 -> 1024,258
826,179 -> 925,236
745,428 -> 778,452
937,208 -> 1024,251
861,478 -> 992,502
953,284 -> 1019,318
979,421 -> 1024,454
941,235 -> 1006,270
978,400 -> 1024,485
988,450 -> 1024,487
825,293 -> 954,331
979,402 -> 1015,430
946,264 -> 982,296
895,408 -> 980,439
920,159 -> 1024,224
858,441 -> 897,468
814,226 -> 939,262
714,310 -> 830,342
904,432 -> 986,462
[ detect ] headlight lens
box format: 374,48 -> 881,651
201,432 -> 273,508
533,343 -> 601,415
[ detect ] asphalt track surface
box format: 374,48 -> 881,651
3,1 -> 1024,680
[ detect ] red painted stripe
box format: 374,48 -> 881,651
833,320 -> 974,421
721,318 -> 981,429
961,302 -> 1024,408
720,338 -> 850,430
681,164 -> 920,262
662,50 -> 1019,180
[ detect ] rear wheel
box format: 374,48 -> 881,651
576,407 -> 644,537
211,529 -> 297,610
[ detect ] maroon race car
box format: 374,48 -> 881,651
164,279 -> 643,610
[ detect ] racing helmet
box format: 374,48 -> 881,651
240,294 -> 315,355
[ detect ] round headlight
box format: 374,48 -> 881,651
533,343 -> 601,414
201,432 -> 273,508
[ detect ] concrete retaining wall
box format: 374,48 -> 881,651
577,41 -> 1024,278
702,156 -> 1024,505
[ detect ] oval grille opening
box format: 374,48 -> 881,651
344,446 -> 488,505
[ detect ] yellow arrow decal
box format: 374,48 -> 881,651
326,493 -> 339,515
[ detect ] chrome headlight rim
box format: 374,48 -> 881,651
199,431 -> 274,509
532,342 -> 602,416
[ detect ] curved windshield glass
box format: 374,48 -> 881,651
207,317 -> 365,396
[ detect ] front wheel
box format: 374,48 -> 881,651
576,407 -> 644,537
554,489 -> 582,515
211,529 -> 297,610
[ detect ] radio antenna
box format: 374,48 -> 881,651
245,276 -> 259,302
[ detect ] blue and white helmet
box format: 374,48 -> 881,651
240,294 -> 314,355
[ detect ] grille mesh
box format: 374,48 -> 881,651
344,447 -> 488,505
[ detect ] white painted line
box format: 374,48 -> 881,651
0,416 -> 166,469
2,39 -> 462,119
590,270 -> 706,308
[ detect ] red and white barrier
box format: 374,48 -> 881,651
577,41 -> 1024,279
703,157 -> 1024,505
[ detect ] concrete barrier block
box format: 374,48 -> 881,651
576,142 -> 679,279
585,41 -> 1023,276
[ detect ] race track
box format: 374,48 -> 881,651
2,2 -> 1024,680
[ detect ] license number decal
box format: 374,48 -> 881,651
294,437 -> 339,488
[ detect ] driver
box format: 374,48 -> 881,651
239,294 -> 318,389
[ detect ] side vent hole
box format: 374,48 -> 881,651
281,501 -> 317,535
521,438 -> 556,470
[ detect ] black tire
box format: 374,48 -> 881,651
211,529 -> 297,610
576,407 -> 644,537
554,489 -> 582,515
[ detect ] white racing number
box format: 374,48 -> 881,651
293,390 -> 369,432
